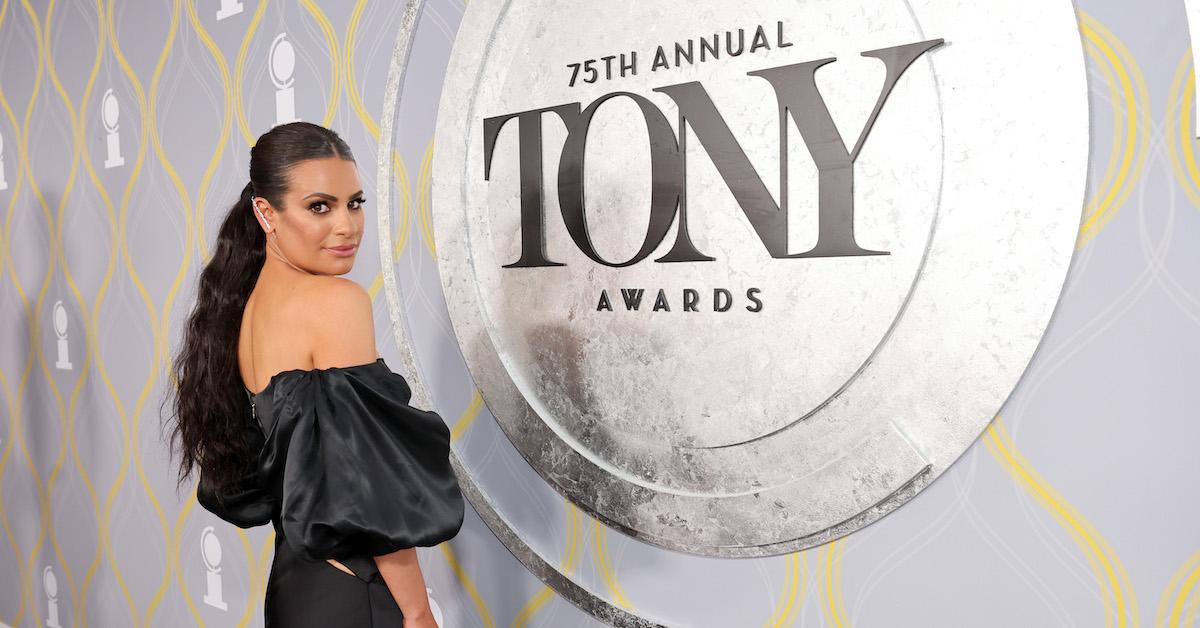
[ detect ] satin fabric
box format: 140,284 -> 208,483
197,358 -> 465,625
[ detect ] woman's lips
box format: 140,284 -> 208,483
325,244 -> 358,257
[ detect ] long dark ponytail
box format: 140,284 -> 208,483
163,121 -> 355,498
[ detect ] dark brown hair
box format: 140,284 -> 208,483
161,121 -> 355,499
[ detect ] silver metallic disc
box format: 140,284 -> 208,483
428,0 -> 1087,558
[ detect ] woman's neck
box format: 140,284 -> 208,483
261,239 -> 317,277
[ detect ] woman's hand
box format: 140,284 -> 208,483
375,548 -> 437,623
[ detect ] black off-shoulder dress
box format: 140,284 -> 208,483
196,358 -> 465,627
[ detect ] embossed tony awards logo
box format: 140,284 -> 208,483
383,0 -> 1088,622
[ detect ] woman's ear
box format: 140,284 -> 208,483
254,201 -> 274,233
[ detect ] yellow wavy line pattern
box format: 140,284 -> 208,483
13,1 -> 92,625
392,150 -> 413,262
97,0 -> 182,625
984,417 -> 1140,628
112,0 -> 192,622
763,552 -> 805,627
344,0 -> 379,139
1158,551 -> 1200,628
38,0 -> 109,624
821,538 -> 849,628
511,502 -> 582,627
971,12 -> 1144,628
41,0 -> 111,625
0,81 -> 32,627
442,542 -> 498,628
447,391 -> 482,445
166,2 -> 238,623
231,0 -> 269,151
1075,9 -> 1150,250
592,519 -> 634,610
0,1 -> 44,623
353,0 -> 413,305
1165,84 -> 1200,628
1166,49 -> 1200,211
180,0 -> 230,271
171,492 -> 202,626
298,0 -> 341,129
417,139 -> 436,255
0,1 -> 27,623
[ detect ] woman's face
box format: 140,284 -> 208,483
262,157 -> 365,275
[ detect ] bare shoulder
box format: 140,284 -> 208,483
297,276 -> 378,369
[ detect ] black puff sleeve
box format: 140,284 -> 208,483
257,358 -> 465,561
196,412 -> 277,528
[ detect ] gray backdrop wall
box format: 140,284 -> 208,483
0,0 -> 1198,627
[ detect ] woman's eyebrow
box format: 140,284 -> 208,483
301,190 -> 365,201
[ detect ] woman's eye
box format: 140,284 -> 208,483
309,199 -> 365,213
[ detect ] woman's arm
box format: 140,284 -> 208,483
374,548 -> 434,620
306,279 -> 441,623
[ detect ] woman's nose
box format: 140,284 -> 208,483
332,206 -> 354,235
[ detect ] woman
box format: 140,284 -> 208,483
164,121 -> 464,627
